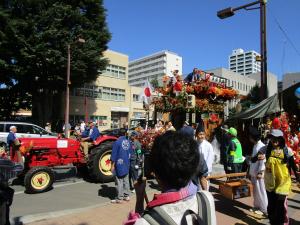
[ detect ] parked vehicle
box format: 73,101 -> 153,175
14,134 -> 117,194
0,122 -> 56,148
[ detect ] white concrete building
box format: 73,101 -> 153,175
282,72 -> 300,90
128,50 -> 182,87
207,68 -> 258,114
207,68 -> 258,97
229,48 -> 261,76
247,72 -> 278,97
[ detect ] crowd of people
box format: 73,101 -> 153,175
120,117 -> 300,225
1,115 -> 300,225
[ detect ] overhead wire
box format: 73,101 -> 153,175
268,5 -> 300,59
281,40 -> 286,76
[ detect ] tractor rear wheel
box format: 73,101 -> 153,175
24,167 -> 55,194
88,142 -> 114,182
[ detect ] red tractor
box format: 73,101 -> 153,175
13,135 -> 117,193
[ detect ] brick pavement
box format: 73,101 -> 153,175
25,183 -> 300,225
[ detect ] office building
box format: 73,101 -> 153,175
69,50 -> 145,130
247,72 -> 278,97
207,68 -> 258,113
207,68 -> 257,97
128,50 -> 182,87
229,49 -> 261,75
282,72 -> 300,90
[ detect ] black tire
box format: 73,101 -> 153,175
88,142 -> 114,183
24,167 -> 55,194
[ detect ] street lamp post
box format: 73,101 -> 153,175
65,38 -> 85,138
217,0 -> 268,101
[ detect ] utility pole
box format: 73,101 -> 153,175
217,0 -> 268,101
65,44 -> 71,138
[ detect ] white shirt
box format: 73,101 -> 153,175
249,140 -> 265,177
198,140 -> 215,174
80,122 -> 86,132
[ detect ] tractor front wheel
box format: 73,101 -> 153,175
24,167 -> 55,194
88,142 -> 114,183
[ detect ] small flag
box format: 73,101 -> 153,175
139,80 -> 153,106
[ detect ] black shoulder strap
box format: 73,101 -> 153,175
180,209 -> 204,225
196,192 -> 208,224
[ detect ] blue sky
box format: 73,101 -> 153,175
103,0 -> 300,80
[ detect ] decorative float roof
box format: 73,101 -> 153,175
152,69 -> 239,113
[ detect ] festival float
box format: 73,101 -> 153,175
138,68 -> 239,150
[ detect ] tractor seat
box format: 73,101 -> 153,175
93,136 -> 103,146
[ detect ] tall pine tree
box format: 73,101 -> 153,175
0,0 -> 110,125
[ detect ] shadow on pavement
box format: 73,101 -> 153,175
11,177 -> 24,186
292,189 -> 300,194
288,198 -> 300,204
289,218 -> 300,225
288,204 -> 300,210
12,217 -> 23,225
147,180 -> 160,191
98,184 -> 116,200
213,193 -> 265,225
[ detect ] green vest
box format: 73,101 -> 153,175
230,138 -> 243,163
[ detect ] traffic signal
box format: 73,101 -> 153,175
187,95 -> 195,108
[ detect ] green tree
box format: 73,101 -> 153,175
0,0 -> 110,125
240,84 -> 260,111
150,77 -> 159,89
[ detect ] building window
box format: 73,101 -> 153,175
73,85 -> 125,101
133,94 -> 140,102
90,115 -> 108,126
102,64 -> 126,79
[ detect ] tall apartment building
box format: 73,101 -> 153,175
128,50 -> 182,87
229,48 -> 261,75
69,50 -> 145,130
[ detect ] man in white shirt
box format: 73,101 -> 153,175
248,127 -> 268,216
195,122 -> 215,190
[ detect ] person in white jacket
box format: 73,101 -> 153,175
195,122 -> 215,190
248,127 -> 268,216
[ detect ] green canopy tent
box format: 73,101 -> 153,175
225,94 -> 281,156
228,93 -> 281,121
